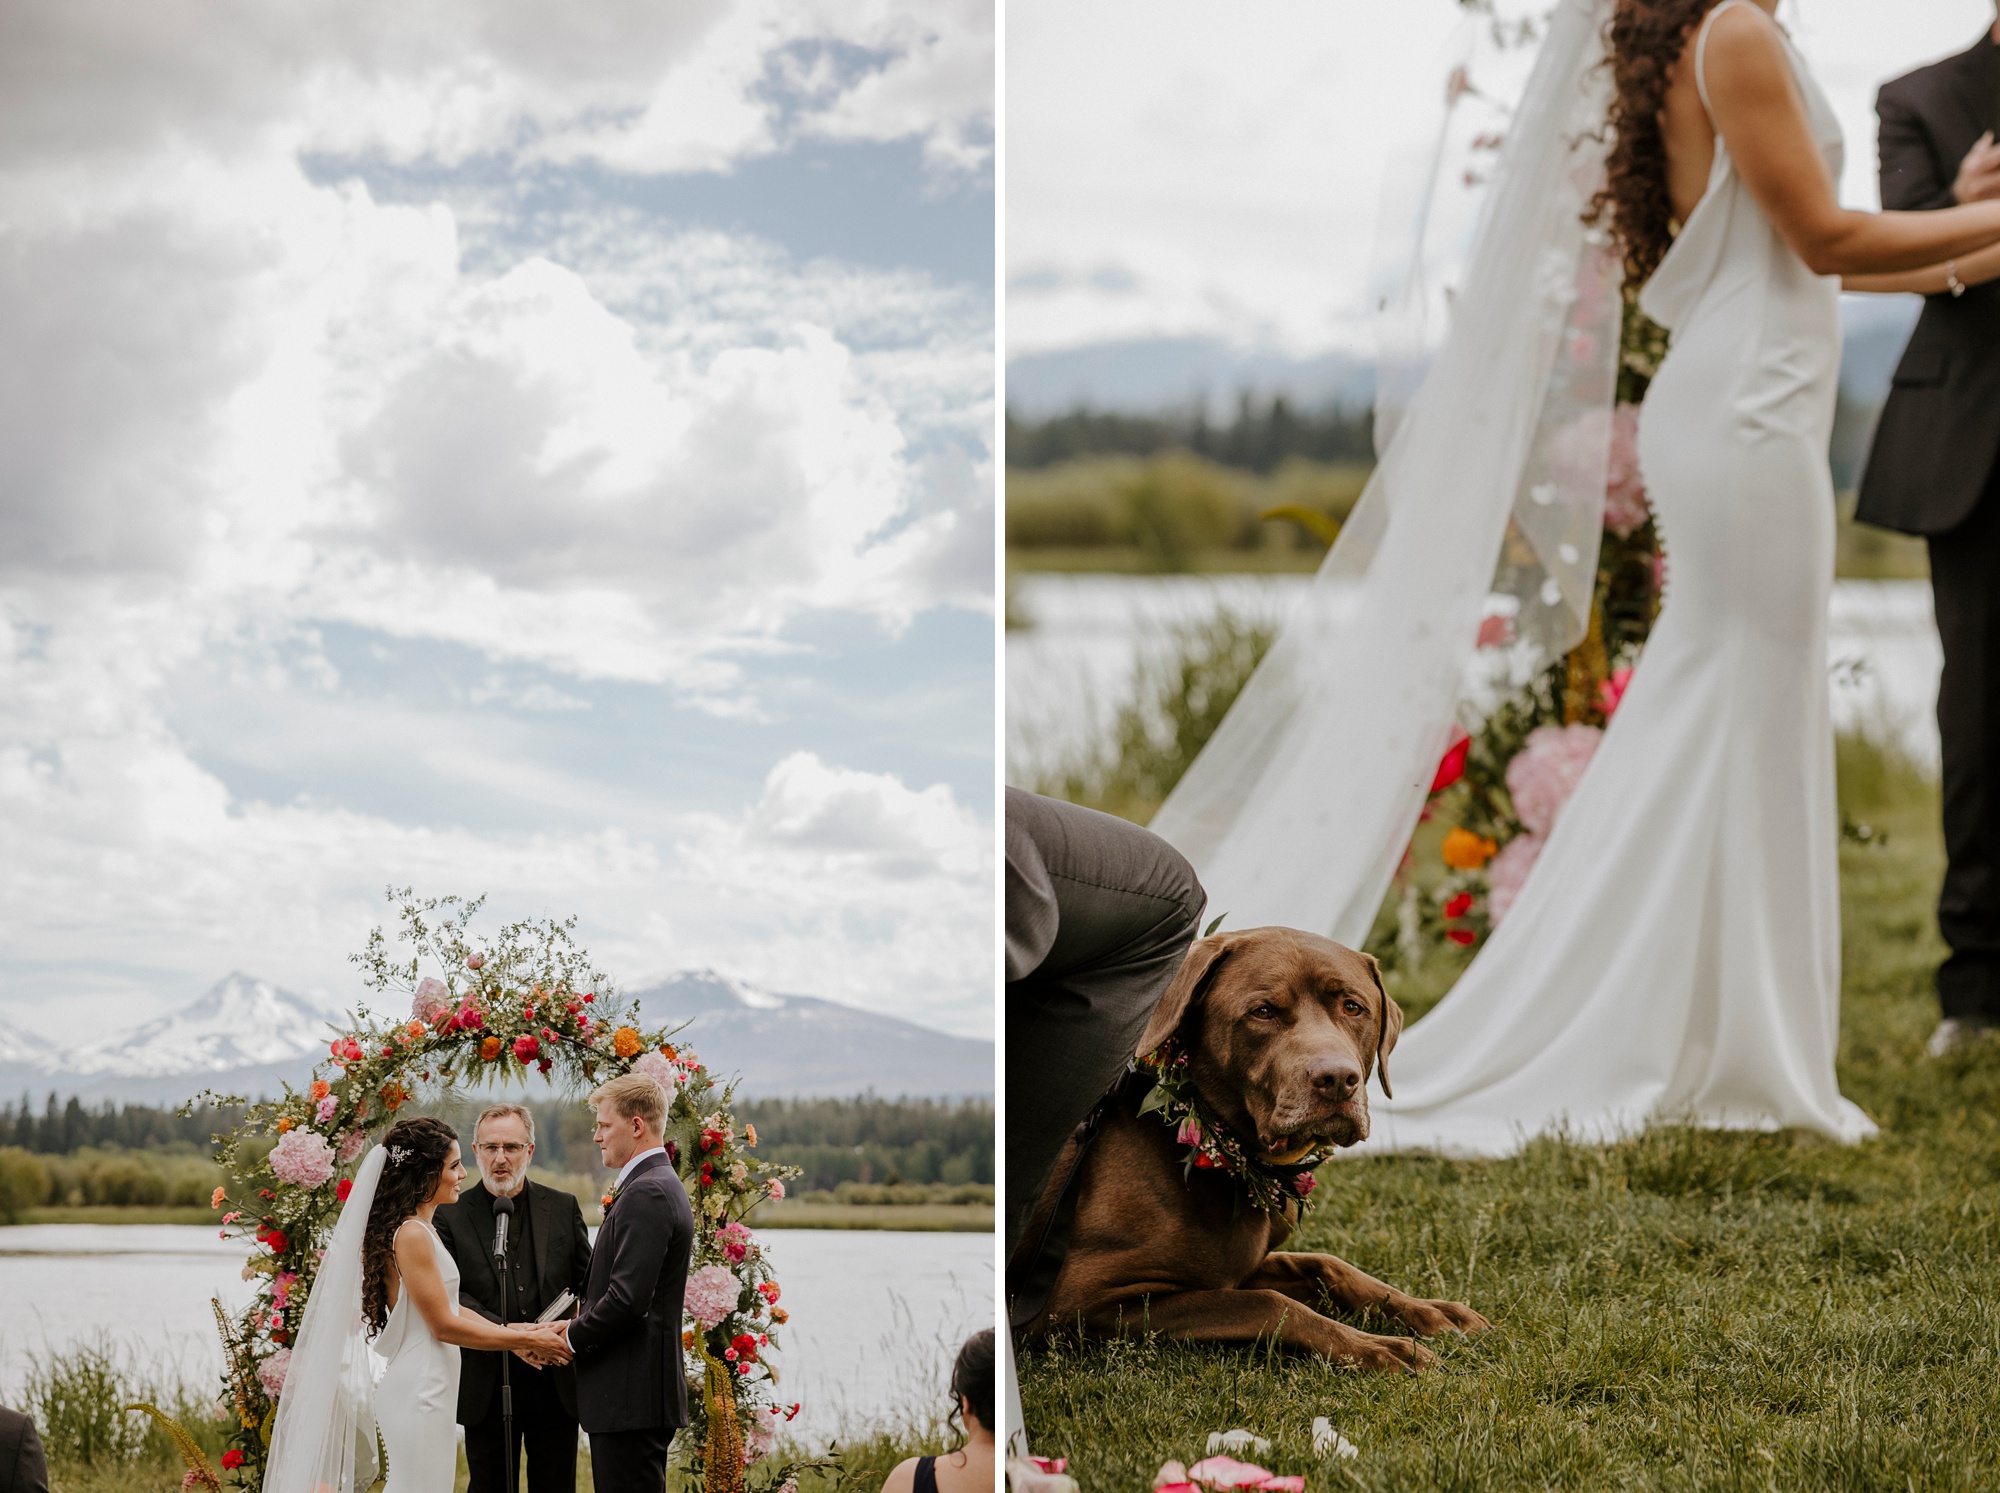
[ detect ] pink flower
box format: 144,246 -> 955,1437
337,1130 -> 367,1165
635,1050 -> 681,1098
767,1179 -> 786,1201
315,1096 -> 337,1125
452,1004 -> 484,1032
1294,1172 -> 1316,1197
272,1271 -> 298,1309
512,1035 -> 540,1064
1486,833 -> 1545,925
744,1421 -> 776,1465
466,952 -> 485,970
1175,1117 -> 1203,1147
1476,613 -> 1514,649
258,1347 -> 292,1399
718,1221 -> 753,1265
269,1128 -> 336,1190
685,1263 -> 741,1329
1602,404 -> 1649,537
1652,549 -> 1669,594
1598,666 -> 1634,718
411,978 -> 451,1023
1505,723 -> 1602,836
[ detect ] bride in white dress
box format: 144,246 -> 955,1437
1149,0 -> 2000,1157
266,1118 -> 569,1493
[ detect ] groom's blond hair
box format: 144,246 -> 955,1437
590,1071 -> 667,1133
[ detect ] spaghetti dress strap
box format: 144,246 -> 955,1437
913,1457 -> 940,1493
1694,0 -> 1756,120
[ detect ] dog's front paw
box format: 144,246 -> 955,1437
1393,1296 -> 1490,1336
1328,1326 -> 1434,1373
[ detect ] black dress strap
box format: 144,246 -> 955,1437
913,1457 -> 939,1493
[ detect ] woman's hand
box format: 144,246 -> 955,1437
516,1321 -> 573,1366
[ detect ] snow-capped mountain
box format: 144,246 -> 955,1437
66,972 -> 353,1077
0,968 -> 991,1104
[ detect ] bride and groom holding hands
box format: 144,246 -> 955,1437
265,1072 -> 692,1493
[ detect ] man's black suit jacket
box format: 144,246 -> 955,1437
0,1406 -> 49,1493
435,1178 -> 593,1425
565,1151 -> 694,1435
1856,31 -> 2000,535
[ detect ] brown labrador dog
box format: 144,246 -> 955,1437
1009,926 -> 1489,1370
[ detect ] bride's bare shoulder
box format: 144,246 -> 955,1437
1698,4 -> 1791,87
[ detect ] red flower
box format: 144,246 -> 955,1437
583,993 -> 595,1002
730,1333 -> 759,1362
513,1035 -> 541,1064
1431,731 -> 1471,794
265,1229 -> 290,1255
337,1178 -> 353,1202
1444,892 -> 1474,919
1447,928 -> 1477,947
537,1057 -> 553,1075
222,1450 -> 245,1470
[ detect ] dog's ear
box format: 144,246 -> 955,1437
1363,952 -> 1403,1099
1134,934 -> 1232,1060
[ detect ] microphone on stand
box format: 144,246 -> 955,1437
492,1194 -> 514,1259
492,1192 -> 517,1493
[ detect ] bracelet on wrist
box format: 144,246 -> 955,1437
1946,260 -> 1968,297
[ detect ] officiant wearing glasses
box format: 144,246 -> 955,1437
437,1103 -> 594,1493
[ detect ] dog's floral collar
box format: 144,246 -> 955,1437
1136,1043 -> 1331,1217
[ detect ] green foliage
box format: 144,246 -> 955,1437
1038,610 -> 1276,824
828,1181 -> 994,1206
0,1096 -> 246,1155
25,1337 -> 229,1476
1006,396 -> 1374,473
1021,737 -> 2000,1492
0,1145 -> 53,1220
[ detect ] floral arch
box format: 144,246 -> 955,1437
182,893 -> 807,1493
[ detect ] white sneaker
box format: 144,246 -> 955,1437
1926,1016 -> 1999,1058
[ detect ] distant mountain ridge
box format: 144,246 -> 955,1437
0,969 -> 990,1105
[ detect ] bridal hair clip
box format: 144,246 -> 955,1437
388,1145 -> 413,1166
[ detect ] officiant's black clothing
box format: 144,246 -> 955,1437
568,1150 -> 693,1492
1005,787 -> 1206,1250
0,1407 -> 48,1493
435,1178 -> 592,1493
1859,31 -> 2000,1024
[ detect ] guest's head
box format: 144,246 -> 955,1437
589,1072 -> 667,1170
948,1328 -> 995,1442
473,1103 -> 536,1197
360,1116 -> 460,1334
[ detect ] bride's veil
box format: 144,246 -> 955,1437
266,1144 -> 385,1493
1148,0 -> 1621,943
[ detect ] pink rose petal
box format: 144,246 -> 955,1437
1188,1457 -> 1275,1489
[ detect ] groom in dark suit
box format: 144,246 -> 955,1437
436,1104 -> 593,1493
560,1072 -> 694,1493
1858,6 -> 2000,1054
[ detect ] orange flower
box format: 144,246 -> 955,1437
612,1026 -> 642,1059
275,1118 -> 294,1134
682,1327 -> 696,1350
211,1186 -> 226,1209
480,1035 -> 503,1062
405,1022 -> 424,1042
659,1044 -> 677,1061
380,1082 -> 409,1111
1441,827 -> 1498,870
744,1125 -> 757,1148
310,1080 -> 330,1102
769,1307 -> 788,1325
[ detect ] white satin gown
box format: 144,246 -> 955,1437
1356,0 -> 1876,1156
372,1221 -> 463,1491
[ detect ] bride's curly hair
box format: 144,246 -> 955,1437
360,1116 -> 460,1336
1587,0 -> 1723,283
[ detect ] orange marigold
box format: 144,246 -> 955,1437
611,1026 -> 642,1059
480,1035 -> 503,1062
1441,827 -> 1499,871
659,1044 -> 677,1060
275,1118 -> 294,1133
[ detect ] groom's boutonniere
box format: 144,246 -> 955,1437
600,1183 -> 621,1214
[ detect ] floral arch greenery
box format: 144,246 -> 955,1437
173,892 -> 809,1493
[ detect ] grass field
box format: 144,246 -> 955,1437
1017,736 -> 2000,1491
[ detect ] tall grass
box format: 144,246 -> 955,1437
17,1336 -> 232,1492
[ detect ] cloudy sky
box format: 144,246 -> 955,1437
1008,0 -> 1997,361
0,1 -> 996,1043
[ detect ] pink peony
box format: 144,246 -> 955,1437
685,1263 -> 741,1330
1602,404 -> 1649,537
258,1347 -> 292,1399
1486,833 -> 1545,925
337,1130 -> 367,1165
1505,723 -> 1602,836
635,1051 -> 681,1098
269,1128 -> 336,1190
411,978 -> 451,1023
315,1096 -> 337,1125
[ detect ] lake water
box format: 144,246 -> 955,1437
1008,573 -> 1943,783
0,1225 -> 991,1445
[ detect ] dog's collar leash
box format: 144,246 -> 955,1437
1135,1043 -> 1331,1220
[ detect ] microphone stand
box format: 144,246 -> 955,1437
493,1194 -> 515,1493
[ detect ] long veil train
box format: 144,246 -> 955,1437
1148,0 -> 1620,945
